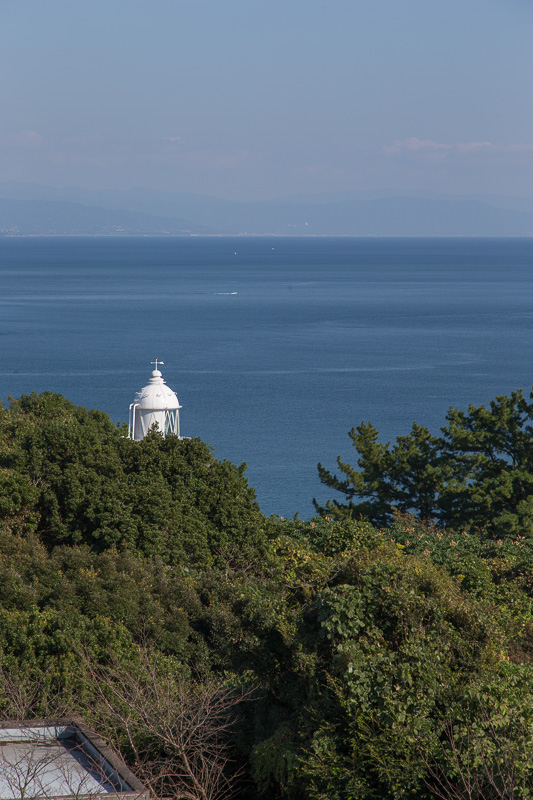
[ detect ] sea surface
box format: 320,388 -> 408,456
1,236 -> 532,518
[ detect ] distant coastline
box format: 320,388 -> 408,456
1,183 -> 533,237
2,233 -> 533,239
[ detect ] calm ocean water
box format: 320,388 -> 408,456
1,236 -> 532,518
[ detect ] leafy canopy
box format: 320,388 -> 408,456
0,391 -> 264,565
4,391 -> 533,798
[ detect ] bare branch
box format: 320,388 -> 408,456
75,646 -> 254,800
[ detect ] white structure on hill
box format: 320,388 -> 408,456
128,360 -> 182,441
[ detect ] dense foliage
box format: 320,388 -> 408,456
0,391 -> 264,564
1,390 -> 533,799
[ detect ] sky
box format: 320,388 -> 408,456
1,0 -> 532,201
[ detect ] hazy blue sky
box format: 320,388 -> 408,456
1,0 -> 532,200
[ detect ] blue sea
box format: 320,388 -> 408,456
1,236 -> 532,518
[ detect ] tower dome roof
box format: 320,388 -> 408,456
133,363 -> 182,410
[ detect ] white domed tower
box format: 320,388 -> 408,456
128,360 -> 182,441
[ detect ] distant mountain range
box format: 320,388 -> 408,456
0,197 -> 208,236
1,181 -> 533,236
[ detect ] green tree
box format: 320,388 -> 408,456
441,388 -> 533,539
315,421 -> 446,526
316,387 -> 533,539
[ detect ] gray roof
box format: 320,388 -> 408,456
0,718 -> 149,799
